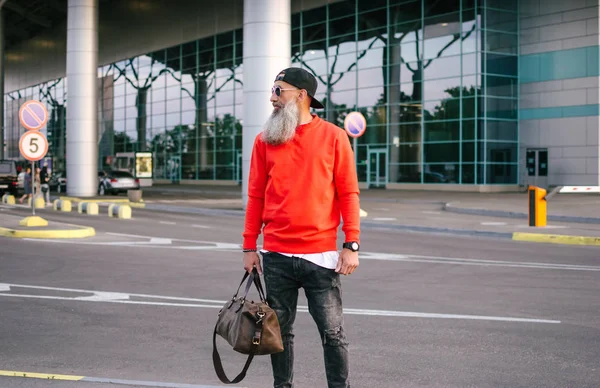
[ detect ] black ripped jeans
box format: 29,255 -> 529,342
262,251 -> 350,388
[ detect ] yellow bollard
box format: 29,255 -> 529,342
28,196 -> 46,209
528,185 -> 547,227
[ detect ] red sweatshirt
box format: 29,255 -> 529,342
243,115 -> 360,253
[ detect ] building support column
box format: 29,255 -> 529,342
242,0 -> 290,208
0,3 -> 6,160
66,0 -> 98,196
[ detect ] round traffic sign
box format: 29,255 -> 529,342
344,111 -> 367,138
19,131 -> 48,161
19,100 -> 48,131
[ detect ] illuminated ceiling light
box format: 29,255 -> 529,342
7,53 -> 26,61
310,50 -> 315,54
442,23 -> 448,26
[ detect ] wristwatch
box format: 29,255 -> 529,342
343,241 -> 360,252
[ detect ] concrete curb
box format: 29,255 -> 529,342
60,196 -> 146,209
0,224 -> 96,239
444,203 -> 600,224
512,232 -> 600,246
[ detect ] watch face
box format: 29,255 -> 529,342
351,242 -> 359,250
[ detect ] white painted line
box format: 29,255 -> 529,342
159,221 -> 176,225
422,211 -> 441,215
0,283 -> 560,324
0,284 -> 10,292
191,224 -> 210,229
373,217 -> 397,221
358,252 -> 600,271
374,208 -> 390,211
481,222 -> 507,226
82,376 -> 238,388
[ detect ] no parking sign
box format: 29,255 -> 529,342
344,111 -> 366,138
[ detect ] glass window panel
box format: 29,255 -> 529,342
330,15 -> 355,38
486,120 -> 518,141
329,1 -> 355,19
331,88 -> 357,107
461,21 -> 477,54
166,112 -> 180,127
396,123 -> 421,144
462,53 -> 480,75
462,141 -> 475,162
485,75 -> 517,98
461,163 -> 475,183
462,97 -> 477,118
424,55 -> 462,79
391,20 -> 422,43
423,142 -> 460,163
424,13 -> 461,40
424,163 -> 458,183
424,34 -> 462,59
304,23 -> 326,44
486,9 -> 517,32
423,77 -> 462,101
358,9 -> 387,33
485,97 -> 517,119
425,121 -> 460,141
329,71 -> 357,92
485,53 -> 517,76
423,98 -> 460,121
394,164 -> 422,183
389,103 -> 421,123
292,13 -> 300,29
484,31 -> 517,54
358,67 -> 384,88
486,0 -> 517,11
166,99 -> 180,114
463,119 -> 475,140
358,0 -> 386,11
426,0 -> 460,17
166,85 -> 180,100
357,86 -> 383,106
114,108 -> 125,121
292,29 -> 300,47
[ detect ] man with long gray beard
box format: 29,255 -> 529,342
242,67 -> 361,388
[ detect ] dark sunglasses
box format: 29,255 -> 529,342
271,85 -> 298,96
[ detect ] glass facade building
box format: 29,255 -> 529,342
3,0 -> 520,186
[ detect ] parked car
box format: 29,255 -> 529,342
98,170 -> 140,195
0,160 -> 19,196
48,171 -> 67,193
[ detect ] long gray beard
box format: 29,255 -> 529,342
261,101 -> 299,146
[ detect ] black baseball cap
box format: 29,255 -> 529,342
274,67 -> 324,109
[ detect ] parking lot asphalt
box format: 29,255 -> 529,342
1,199 -> 599,387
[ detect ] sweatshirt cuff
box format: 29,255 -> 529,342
243,236 -> 258,250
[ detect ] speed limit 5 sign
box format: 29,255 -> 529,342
19,131 -> 48,161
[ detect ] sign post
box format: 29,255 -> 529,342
18,100 -> 49,217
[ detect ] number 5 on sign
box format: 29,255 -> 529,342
19,131 -> 48,161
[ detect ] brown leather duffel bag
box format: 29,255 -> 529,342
212,268 -> 284,384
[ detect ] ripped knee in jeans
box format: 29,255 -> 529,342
323,326 -> 348,346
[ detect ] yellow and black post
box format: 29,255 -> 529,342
528,185 -> 547,227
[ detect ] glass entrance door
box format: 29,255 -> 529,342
367,148 -> 387,188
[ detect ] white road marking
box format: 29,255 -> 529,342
481,222 -> 507,226
0,283 -> 560,324
422,211 -> 442,215
159,221 -> 176,225
359,252 -> 600,271
373,217 -> 397,221
0,284 -> 10,292
191,224 -> 210,229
